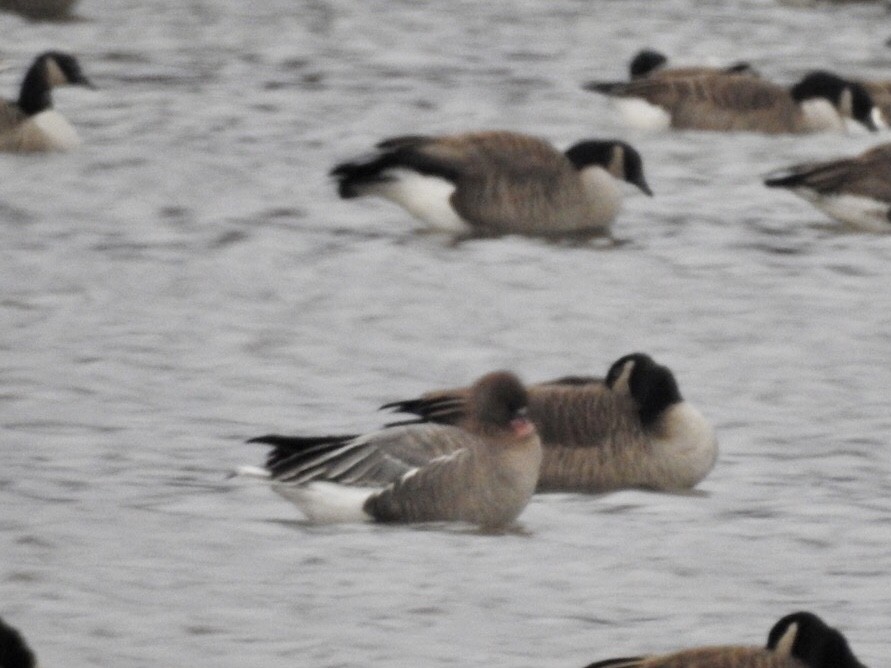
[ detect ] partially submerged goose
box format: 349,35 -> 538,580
764,142 -> 891,232
330,131 -> 652,236
582,611 -> 865,668
0,616 -> 37,668
0,51 -> 94,152
246,372 -> 542,529
383,353 -> 717,493
584,69 -> 883,134
626,48 -> 757,80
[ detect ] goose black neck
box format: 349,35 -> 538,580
18,58 -> 53,116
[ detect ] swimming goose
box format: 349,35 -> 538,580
246,371 -> 542,529
0,51 -> 93,152
0,0 -> 79,20
330,131 -> 652,236
0,616 -> 37,668
626,48 -> 757,80
382,353 -> 717,493
764,142 -> 891,232
582,611 -> 865,668
584,69 -> 883,134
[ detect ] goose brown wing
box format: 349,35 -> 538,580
526,381 -> 624,448
767,147 -> 891,200
254,424 -> 471,486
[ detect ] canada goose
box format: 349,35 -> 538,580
764,142 -> 891,232
0,0 -> 79,20
584,69 -> 883,134
382,353 -> 717,493
627,48 -> 757,80
0,616 -> 37,668
245,372 -> 542,529
582,611 -> 865,668
0,51 -> 94,152
330,131 -> 652,236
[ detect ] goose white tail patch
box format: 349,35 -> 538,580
375,168 -> 469,232
272,481 -> 375,523
612,98 -> 672,132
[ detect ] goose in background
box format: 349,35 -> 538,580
244,372 -> 542,530
764,142 -> 891,232
330,131 -> 652,237
584,69 -> 883,134
581,611 -> 866,668
0,0 -> 79,20
624,48 -> 757,80
383,353 -> 717,494
0,51 -> 94,152
0,616 -> 37,668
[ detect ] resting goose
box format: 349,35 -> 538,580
383,353 -> 717,494
330,131 -> 652,236
0,0 -> 79,20
582,612 -> 865,668
626,48 -> 757,80
0,51 -> 93,152
245,371 -> 542,529
764,142 -> 891,232
584,69 -> 883,134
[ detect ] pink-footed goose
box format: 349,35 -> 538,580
0,616 -> 36,668
0,51 -> 94,152
764,142 -> 891,232
246,371 -> 542,530
330,131 -> 651,237
584,69 -> 883,134
382,353 -> 717,494
581,612 -> 866,668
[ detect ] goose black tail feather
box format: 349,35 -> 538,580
583,658 -> 645,668
582,80 -> 628,95
380,397 -> 466,425
247,434 -> 359,471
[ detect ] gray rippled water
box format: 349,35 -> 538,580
2,0 -> 891,666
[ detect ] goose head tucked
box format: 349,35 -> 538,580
605,353 -> 683,427
767,611 -> 866,668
